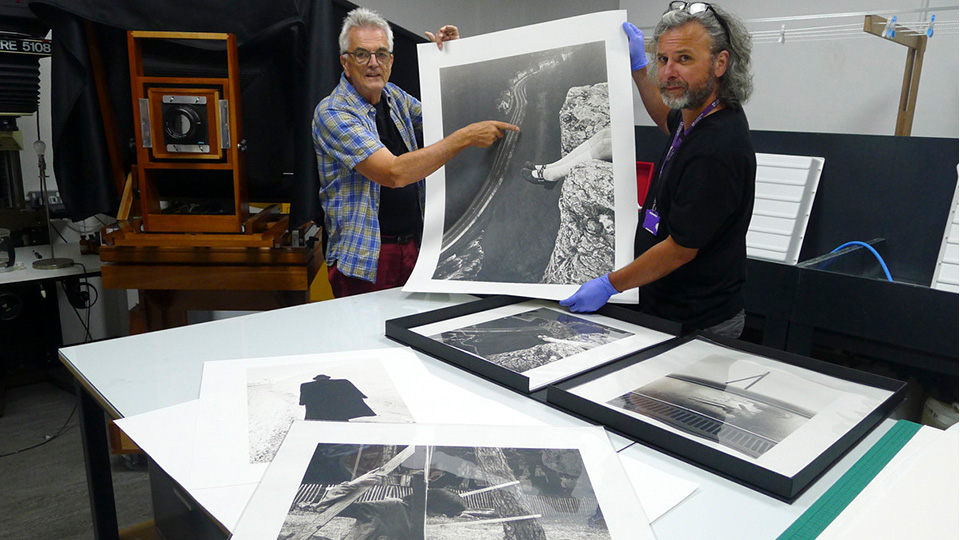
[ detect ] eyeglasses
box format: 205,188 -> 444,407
667,2 -> 731,47
343,48 -> 393,65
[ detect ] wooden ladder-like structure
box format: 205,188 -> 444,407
863,15 -> 929,137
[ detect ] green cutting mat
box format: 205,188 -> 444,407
777,419 -> 922,540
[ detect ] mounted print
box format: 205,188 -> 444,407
229,422 -> 655,540
385,295 -> 679,393
189,349 -> 421,488
547,335 -> 906,500
188,348 -> 553,490
404,11 -> 639,303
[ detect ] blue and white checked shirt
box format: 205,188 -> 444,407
312,73 -> 424,283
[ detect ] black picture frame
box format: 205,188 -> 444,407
385,295 -> 681,394
546,333 -> 907,501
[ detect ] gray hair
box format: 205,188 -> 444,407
338,7 -> 394,53
651,3 -> 753,106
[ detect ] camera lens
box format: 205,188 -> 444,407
163,105 -> 202,140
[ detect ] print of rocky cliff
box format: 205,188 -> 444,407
540,82 -> 615,284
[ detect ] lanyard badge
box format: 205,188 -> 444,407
643,208 -> 660,235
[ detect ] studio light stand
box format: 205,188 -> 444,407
32,139 -> 73,270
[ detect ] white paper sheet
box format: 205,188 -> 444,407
405,11 -> 638,303
114,400 -> 262,530
817,425 -> 960,540
231,422 -> 655,540
618,447 -> 699,522
115,399 -> 200,486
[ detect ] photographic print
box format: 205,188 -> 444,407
402,298 -> 676,392
433,41 -> 613,285
245,360 -> 414,464
230,422 -> 654,540
406,11 -> 638,302
278,443 -> 611,540
432,307 -> 632,375
188,349 -> 425,489
549,337 -> 905,499
607,355 -> 824,459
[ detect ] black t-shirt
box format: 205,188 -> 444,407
374,97 -> 421,238
635,106 -> 755,329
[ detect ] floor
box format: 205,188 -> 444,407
0,378 -> 155,540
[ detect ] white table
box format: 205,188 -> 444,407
0,243 -> 102,285
58,288 -> 897,540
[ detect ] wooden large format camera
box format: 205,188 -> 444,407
128,31 -> 248,234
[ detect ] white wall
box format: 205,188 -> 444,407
344,0 -> 959,137
620,0 -> 959,138
356,0 -> 620,40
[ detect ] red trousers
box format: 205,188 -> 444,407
328,239 -> 419,298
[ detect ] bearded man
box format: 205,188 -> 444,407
562,2 -> 756,339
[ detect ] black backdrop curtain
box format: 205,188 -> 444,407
29,0 -> 423,228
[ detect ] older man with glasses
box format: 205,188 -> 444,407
313,8 -> 518,298
562,2 -> 756,340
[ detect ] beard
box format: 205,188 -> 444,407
659,73 -> 717,110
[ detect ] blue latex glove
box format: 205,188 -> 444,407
622,22 -> 648,71
560,274 -> 619,313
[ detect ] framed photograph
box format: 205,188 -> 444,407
229,421 -> 655,540
547,335 -> 906,501
385,295 -> 679,393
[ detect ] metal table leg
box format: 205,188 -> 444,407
76,379 -> 120,540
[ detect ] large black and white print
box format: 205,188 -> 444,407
608,355 -> 833,459
434,41 -> 614,285
230,423 -> 653,539
433,307 -> 632,375
405,11 -> 638,302
277,442 -> 611,540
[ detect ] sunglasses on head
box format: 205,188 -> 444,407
666,1 -> 731,46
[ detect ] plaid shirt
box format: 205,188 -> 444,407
313,73 -> 424,282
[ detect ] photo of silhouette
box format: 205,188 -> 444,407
246,361 -> 413,464
299,375 -> 375,421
